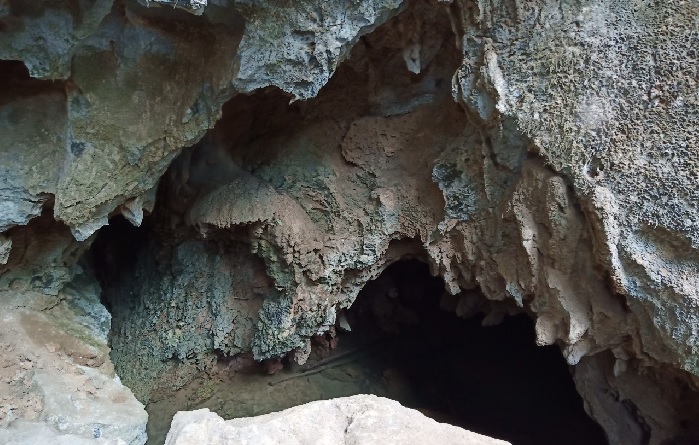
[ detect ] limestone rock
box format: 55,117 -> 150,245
0,71 -> 66,232
232,0 -> 405,100
137,0 -> 208,15
451,0 -> 699,377
0,285 -> 147,445
104,236 -> 272,401
0,234 -> 10,265
164,395 -> 509,445
0,0 -> 406,240
0,214 -> 85,296
96,3 -> 699,442
2,0 -> 699,443
0,1 -> 113,79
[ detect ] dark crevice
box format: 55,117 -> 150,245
86,214 -> 152,313
0,60 -> 66,105
344,259 -> 608,445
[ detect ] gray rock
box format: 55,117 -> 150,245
0,1 -> 113,79
137,0 -> 208,15
164,395 -> 509,445
0,287 -> 147,445
0,234 -> 10,265
0,0 -> 406,239
0,86 -> 66,232
2,0 -> 699,443
232,0 -> 405,100
453,0 -> 699,380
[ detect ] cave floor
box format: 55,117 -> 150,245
145,312 -> 607,445
145,332 -> 406,445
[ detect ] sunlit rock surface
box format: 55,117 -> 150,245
164,395 -> 509,445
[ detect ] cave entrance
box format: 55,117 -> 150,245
138,257 -> 608,445
339,259 -> 608,445
88,214 -> 152,314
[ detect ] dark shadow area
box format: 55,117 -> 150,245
0,60 -> 65,104
86,214 -> 152,313
129,258 -> 609,445
346,259 -> 609,445
0,60 -> 31,83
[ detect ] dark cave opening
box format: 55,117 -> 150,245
86,215 -> 609,445
0,59 -> 66,103
86,214 -> 153,314
344,259 -> 608,445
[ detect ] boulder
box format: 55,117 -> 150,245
165,395 -> 508,445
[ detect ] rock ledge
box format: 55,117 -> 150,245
165,394 -> 509,445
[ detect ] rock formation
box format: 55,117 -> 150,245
0,262 -> 147,444
1,0 -> 698,444
164,395 -> 510,445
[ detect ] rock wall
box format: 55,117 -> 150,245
0,221 -> 147,444
1,0 -> 698,444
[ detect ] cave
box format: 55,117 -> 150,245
88,213 -> 608,445
87,215 -> 152,313
3,0 -> 699,444
76,2 -> 655,442
342,259 -> 608,445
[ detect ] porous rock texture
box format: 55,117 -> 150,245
164,395 -> 509,445
1,0 -> 699,444
0,235 -> 147,444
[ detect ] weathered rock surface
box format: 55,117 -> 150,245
452,0 -> 699,384
1,0 -> 699,444
0,283 -> 147,445
0,0 -> 405,240
100,1 -> 467,400
164,395 -> 509,445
